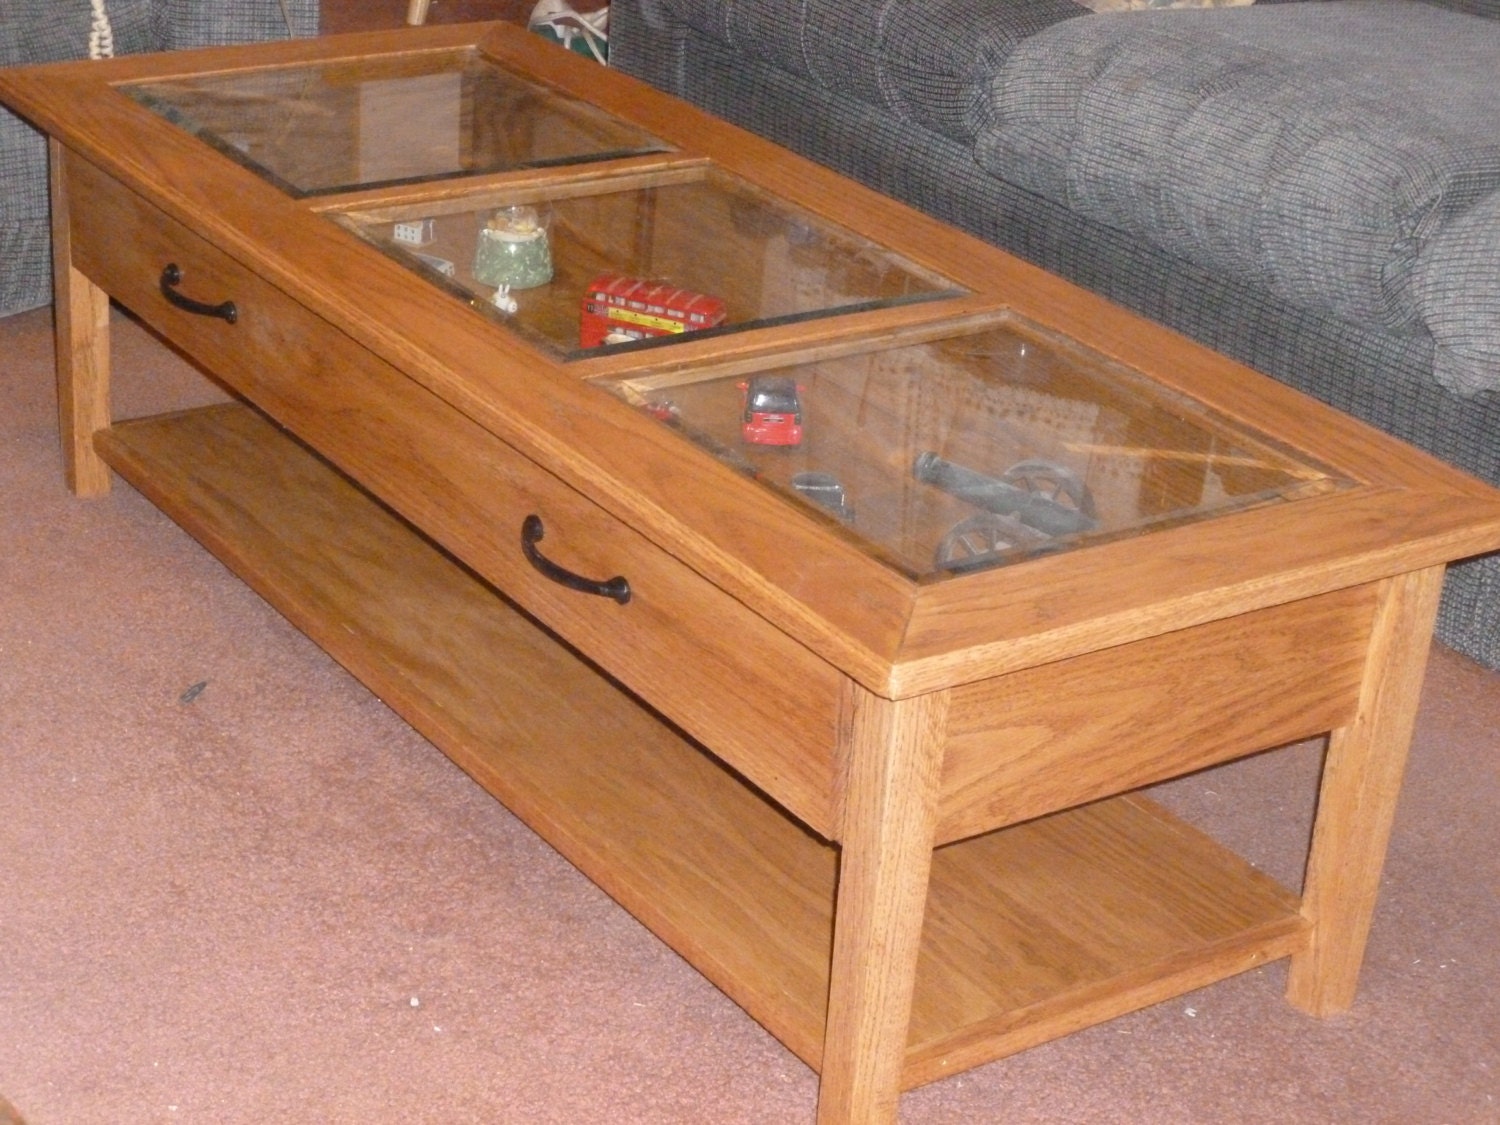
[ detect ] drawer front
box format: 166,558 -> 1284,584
68,151 -> 846,836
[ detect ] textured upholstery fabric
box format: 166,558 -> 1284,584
0,0 -> 319,318
973,3 -> 1500,349
1414,190 -> 1500,396
152,0 -> 318,50
641,0 -> 1084,143
1079,0 -> 1252,9
1435,0 -> 1500,14
0,2 -> 157,66
0,2 -> 156,316
611,0 -> 1500,669
0,127 -> 48,317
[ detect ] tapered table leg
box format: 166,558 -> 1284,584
1287,566 -> 1445,1015
817,688 -> 948,1125
50,139 -> 112,497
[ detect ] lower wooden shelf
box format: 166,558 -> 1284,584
96,401 -> 1310,1089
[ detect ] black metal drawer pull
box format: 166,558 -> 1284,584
521,514 -> 631,605
160,263 -> 238,324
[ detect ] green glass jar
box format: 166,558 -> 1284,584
472,205 -> 553,290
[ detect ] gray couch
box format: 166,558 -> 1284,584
612,0 -> 1500,669
0,0 -> 320,319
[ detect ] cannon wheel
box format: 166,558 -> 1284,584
935,513 -> 1035,571
1001,459 -> 1098,520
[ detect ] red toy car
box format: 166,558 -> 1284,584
739,375 -> 804,446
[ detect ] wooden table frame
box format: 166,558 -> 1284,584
8,25 -> 1500,1123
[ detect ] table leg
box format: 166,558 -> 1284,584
49,139 -> 112,497
1286,565 -> 1444,1015
817,687 -> 948,1125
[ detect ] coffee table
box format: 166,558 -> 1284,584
5,24 -> 1500,1123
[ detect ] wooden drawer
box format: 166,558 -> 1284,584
67,150 -> 846,837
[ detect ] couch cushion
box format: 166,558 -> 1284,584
970,1 -> 1500,334
1413,190 -> 1500,396
639,0 -> 1083,143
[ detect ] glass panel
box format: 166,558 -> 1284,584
598,320 -> 1348,579
332,168 -> 962,357
122,50 -> 666,195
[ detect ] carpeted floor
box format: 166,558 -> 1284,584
2,7 -> 1500,1124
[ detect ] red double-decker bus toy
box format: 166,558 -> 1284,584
580,274 -> 727,348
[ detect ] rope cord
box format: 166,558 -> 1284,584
88,0 -> 115,59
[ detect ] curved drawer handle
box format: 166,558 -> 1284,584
160,263 -> 238,324
521,514 -> 631,605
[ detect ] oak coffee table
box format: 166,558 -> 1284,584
5,23 -> 1500,1123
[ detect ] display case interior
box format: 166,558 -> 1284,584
330,166 -> 962,358
599,319 -> 1349,579
122,48 -> 668,195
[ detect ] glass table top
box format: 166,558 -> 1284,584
115,42 -> 1346,580
332,168 -> 961,357
598,319 -> 1348,579
122,49 -> 667,195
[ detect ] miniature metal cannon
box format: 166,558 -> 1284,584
913,453 -> 1099,537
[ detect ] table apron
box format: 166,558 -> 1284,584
936,582 -> 1377,844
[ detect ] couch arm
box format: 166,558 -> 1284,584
0,1 -> 321,318
1414,191 -> 1500,396
972,3 -> 1500,342
623,0 -> 1083,145
0,3 -> 156,317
